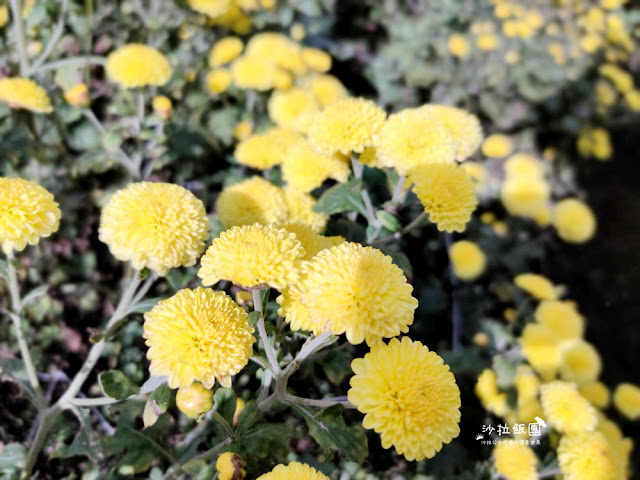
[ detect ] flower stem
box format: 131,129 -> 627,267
29,0 -> 68,73
21,404 -> 61,480
252,288 -> 281,374
538,468 -> 562,479
35,55 -> 106,73
443,232 -> 462,351
9,0 -> 29,75
391,175 -> 407,204
282,394 -> 355,409
68,396 -> 120,407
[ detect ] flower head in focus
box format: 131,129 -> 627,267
143,287 -> 254,389
198,224 -> 305,290
307,98 -> 386,155
279,223 -> 344,260
256,462 -> 329,480
348,337 -> 461,461
99,182 -> 209,275
540,381 -> 597,433
493,443 -> 538,480
0,178 -> 61,255
106,44 -> 172,88
409,163 -> 478,232
0,78 -> 53,113
278,243 -> 417,345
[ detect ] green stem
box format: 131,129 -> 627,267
391,175 -> 407,204
9,0 -> 29,75
209,410 -> 234,439
21,404 -> 61,480
68,396 -> 121,407
252,288 -> 280,374
35,55 -> 106,73
537,468 -> 562,479
281,394 -> 355,409
30,0 -> 68,73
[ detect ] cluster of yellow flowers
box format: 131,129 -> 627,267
475,272 -> 638,479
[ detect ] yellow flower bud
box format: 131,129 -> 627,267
473,332 -> 490,347
290,22 -> 306,41
216,452 -> 246,480
176,382 -> 214,419
64,84 -> 90,108
152,95 -> 172,120
233,397 -> 245,426
233,121 -> 253,142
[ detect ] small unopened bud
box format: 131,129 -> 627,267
176,382 -> 213,419
233,397 -> 245,426
152,95 -> 172,120
216,452 -> 246,480
27,41 -> 43,57
233,121 -> 253,142
473,332 -> 490,347
64,84 -> 90,108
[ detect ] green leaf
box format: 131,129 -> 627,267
21,285 -> 49,308
492,354 -> 517,389
297,404 -> 368,463
127,297 -> 166,315
143,384 -> 172,428
0,358 -> 39,405
99,370 -> 139,400
247,311 -> 260,327
0,443 -> 26,471
314,180 -> 366,216
214,387 -> 237,425
320,349 -> 353,385
235,400 -> 260,436
376,210 -> 400,232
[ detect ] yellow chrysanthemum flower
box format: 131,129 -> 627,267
448,33 -> 470,58
99,182 -> 208,275
215,177 -> 289,229
476,33 -> 500,51
282,138 -> 350,193
233,121 -> 253,141
106,44 -> 172,88
186,0 -> 230,17
209,36 -> 244,67
579,381 -> 611,409
216,452 -> 246,480
475,369 -> 509,416
206,68 -> 233,94
420,105 -> 483,161
301,47 -> 332,73
515,366 -> 540,404
449,240 -> 486,281
151,95 -> 172,119
535,300 -> 584,342
504,154 -> 543,179
0,178 -> 61,255
283,187 -> 328,232
279,223 -> 343,260
482,134 -> 512,158
348,337 -> 461,461
501,178 -> 549,217
514,273 -> 557,300
493,443 -> 538,480
0,78 -> 53,113
256,462 -> 328,480
307,98 -> 386,155
198,224 -> 305,290
63,83 -> 90,108
234,128 -> 302,170
560,340 -> 602,384
303,74 -> 348,107
558,432 -> 619,480
540,381 -> 597,433
613,383 -> 640,420
519,324 -> 563,379
373,108 -> 455,175
596,412 -> 633,476
409,163 -> 478,232
278,243 -> 417,345
144,288 -> 254,389
231,56 -> 277,91
267,88 -> 319,129
245,33 -> 306,75
553,198 -> 597,244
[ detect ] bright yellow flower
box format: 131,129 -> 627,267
0,178 -> 61,255
540,381 -> 597,433
233,121 -> 253,141
234,128 -> 302,170
278,243 -> 417,345
596,412 -> 633,476
282,138 -> 350,192
448,33 -> 470,58
99,182 -> 209,275
64,83 -> 90,108
475,369 -> 509,416
279,223 -> 343,260
501,177 -> 549,217
579,381 -> 611,409
409,163 -> 478,232
186,0 -> 230,17
348,337 -> 461,461
215,176 -> 289,229
0,78 -> 52,113
560,340 -> 602,384
216,452 -> 246,480
176,382 -> 213,418
267,88 -> 319,129
245,33 -> 306,75
303,73 -> 348,107
449,240 -> 486,281
613,383 -> 640,420
301,47 -> 332,73
535,300 -> 584,342
515,366 -> 540,405
256,462 -> 328,480
198,224 -> 305,290
473,332 -> 490,347
231,55 -> 277,91
209,36 -> 244,67
558,432 -> 619,480
553,199 -> 597,244
476,33 -> 500,51
144,287 -> 254,389
514,273 -> 557,300
461,162 -> 487,190
482,134 -> 512,157
519,324 -> 563,379
283,187 -> 329,232
106,44 -> 172,88
504,154 -> 542,178
374,108 -> 455,175
308,97 -> 386,156
493,443 -> 538,480
420,105 -> 483,161
151,95 -> 172,119
206,68 -> 232,94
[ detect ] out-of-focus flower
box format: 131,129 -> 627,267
535,300 -> 584,342
144,287 -> 254,389
278,242 -> 417,345
493,443 -> 538,480
233,121 -> 253,141
448,33 -> 470,58
514,273 -> 558,300
268,88 -> 318,129
560,340 -> 602,384
99,182 -> 209,275
281,138 -> 350,192
613,383 -> 640,420
553,198 -> 597,244
176,382 -> 213,418
579,381 -> 611,409
303,74 -> 348,107
209,36 -> 244,67
64,84 -> 90,108
501,177 -> 549,217
283,187 -> 328,232
206,68 -> 233,94
0,78 -> 53,113
520,323 -> 563,379
558,432 -> 619,480
475,369 -> 509,416
349,337 -> 461,461
186,0 -> 230,17
290,22 -> 306,41
449,240 -> 486,281
540,381 -> 598,433
0,178 -> 61,255
106,44 -> 172,88
301,47 -> 332,73
256,462 -> 328,480
152,95 -> 172,120
420,105 -> 483,161
476,33 -> 499,51
234,128 -> 301,170
279,223 -> 343,260
231,56 -> 277,91
482,134 -> 512,158
198,224 -> 305,290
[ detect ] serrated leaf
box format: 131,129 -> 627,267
235,400 -> 259,436
99,370 -> 139,400
214,387 -> 237,425
314,180 -> 366,216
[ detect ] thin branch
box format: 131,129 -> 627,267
30,0 -> 69,73
36,55 -> 106,73
9,0 -> 29,75
252,288 -> 281,374
68,396 -> 121,407
282,394 -> 356,409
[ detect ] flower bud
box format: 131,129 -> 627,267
233,397 -> 245,426
152,95 -> 172,120
64,84 -> 90,108
216,452 -> 246,480
233,122 -> 253,142
176,382 -> 213,419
